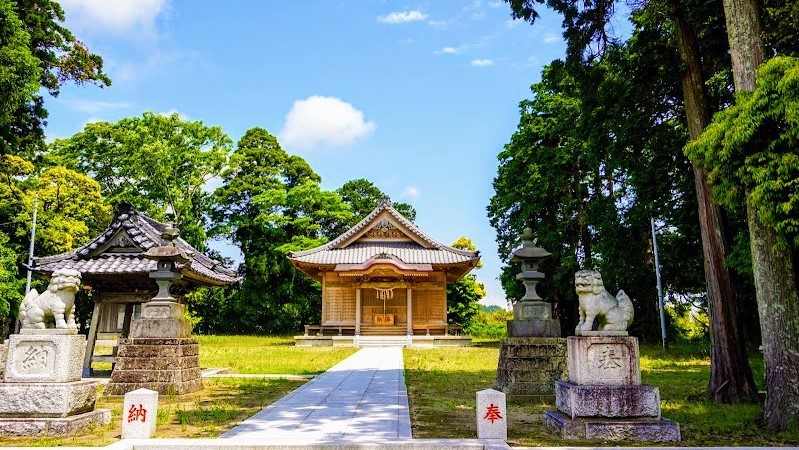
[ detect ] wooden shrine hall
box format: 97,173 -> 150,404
289,198 -> 479,347
32,203 -> 239,375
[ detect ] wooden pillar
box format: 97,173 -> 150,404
407,288 -> 413,336
355,288 -> 362,336
82,301 -> 101,377
121,304 -> 134,338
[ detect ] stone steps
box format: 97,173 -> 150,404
356,336 -> 409,347
359,326 -> 407,336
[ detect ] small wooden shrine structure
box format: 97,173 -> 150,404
31,203 -> 238,375
289,198 -> 479,346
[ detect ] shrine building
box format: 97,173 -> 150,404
32,203 -> 238,375
289,198 -> 479,347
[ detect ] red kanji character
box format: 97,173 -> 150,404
484,403 -> 503,424
127,404 -> 147,423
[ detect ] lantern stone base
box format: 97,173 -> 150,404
544,410 -> 681,442
494,337 -> 567,402
0,409 -> 111,437
105,338 -> 203,396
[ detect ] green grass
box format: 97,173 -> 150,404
404,341 -> 799,446
197,335 -> 357,374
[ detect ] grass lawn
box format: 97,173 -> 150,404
0,335 -> 355,447
404,340 -> 799,447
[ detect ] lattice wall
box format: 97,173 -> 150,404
323,286 -> 356,324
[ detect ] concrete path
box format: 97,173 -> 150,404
221,347 -> 412,443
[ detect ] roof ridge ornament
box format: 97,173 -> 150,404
379,196 -> 393,208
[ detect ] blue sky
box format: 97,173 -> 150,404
45,1 -> 574,307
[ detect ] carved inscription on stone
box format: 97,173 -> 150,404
597,347 -> 623,369
14,341 -> 56,376
145,306 -> 171,319
586,343 -> 628,384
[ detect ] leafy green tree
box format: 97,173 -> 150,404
50,112 -> 230,249
0,230 -> 24,335
0,0 -> 40,128
446,237 -> 485,327
2,0 -> 109,158
15,166 -> 111,255
502,0 -> 765,403
212,127 -> 354,333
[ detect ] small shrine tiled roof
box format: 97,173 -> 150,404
33,204 -> 239,286
288,198 -> 480,280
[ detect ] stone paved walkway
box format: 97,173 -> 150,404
221,347 -> 412,443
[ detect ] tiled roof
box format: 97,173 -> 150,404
290,242 -> 476,265
33,204 -> 239,285
288,198 -> 479,268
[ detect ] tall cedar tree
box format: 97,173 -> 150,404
503,0 -> 760,402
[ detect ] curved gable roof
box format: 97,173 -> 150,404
288,198 -> 479,281
33,204 -> 239,286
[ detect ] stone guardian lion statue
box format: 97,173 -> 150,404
574,269 -> 634,335
18,269 -> 81,330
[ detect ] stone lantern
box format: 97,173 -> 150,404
507,228 -> 560,337
495,227 -> 567,402
133,224 -> 192,338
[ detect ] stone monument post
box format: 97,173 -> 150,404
544,270 -> 680,441
105,224 -> 203,396
495,228 -> 567,401
0,269 -> 110,436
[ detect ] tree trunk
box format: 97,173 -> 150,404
722,0 -> 799,430
671,1 -> 760,402
746,203 -> 799,429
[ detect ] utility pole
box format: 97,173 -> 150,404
25,194 -> 38,294
650,218 -> 668,350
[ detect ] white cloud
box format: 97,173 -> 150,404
279,96 -> 376,150
435,46 -> 463,55
427,20 -> 449,28
470,59 -> 495,67
488,1 -> 503,8
543,33 -> 561,43
401,186 -> 421,200
64,100 -> 132,113
505,19 -> 522,28
471,11 -> 486,20
398,37 -> 416,44
377,10 -> 428,24
59,0 -> 168,37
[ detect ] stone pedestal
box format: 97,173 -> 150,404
106,301 -> 203,396
0,331 -> 110,436
545,336 -> 680,442
105,338 -> 203,395
495,337 -> 567,402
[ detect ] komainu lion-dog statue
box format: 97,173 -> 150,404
18,269 -> 81,329
574,269 -> 634,335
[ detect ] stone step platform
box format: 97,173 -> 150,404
0,409 -> 110,437
0,380 -> 98,418
555,381 -> 661,418
544,410 -> 681,442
